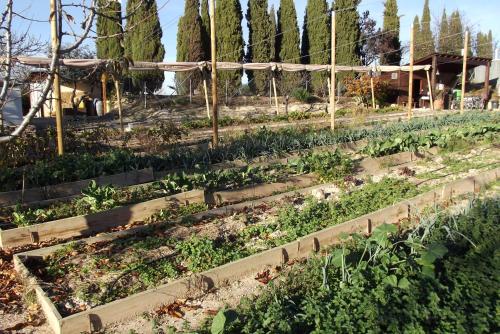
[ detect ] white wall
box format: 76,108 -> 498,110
2,87 -> 23,125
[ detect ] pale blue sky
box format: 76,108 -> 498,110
11,0 -> 499,92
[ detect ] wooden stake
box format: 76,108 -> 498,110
114,79 -> 124,133
330,10 -> 336,131
425,70 -> 434,112
189,79 -> 192,104
407,24 -> 415,120
203,77 -> 210,119
460,30 -> 469,114
101,72 -> 108,114
209,0 -> 218,147
370,75 -> 376,109
50,0 -> 64,155
272,74 -> 279,114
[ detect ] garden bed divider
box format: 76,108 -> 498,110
0,168 -> 155,208
13,167 -> 499,334
0,189 -> 204,249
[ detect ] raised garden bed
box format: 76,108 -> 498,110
13,168 -> 499,334
0,168 -> 155,208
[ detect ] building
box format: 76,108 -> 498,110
0,84 -> 23,125
28,69 -> 103,117
381,53 -> 492,109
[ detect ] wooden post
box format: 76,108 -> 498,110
209,0 -> 218,147
101,72 -> 108,114
114,79 -> 124,133
330,10 -> 336,131
370,75 -> 376,109
484,60 -> 490,108
408,24 -> 415,120
269,77 -> 272,105
272,73 -> 279,114
203,76 -> 210,119
189,79 -> 192,104
49,0 -> 64,155
460,30 -> 469,114
425,70 -> 434,112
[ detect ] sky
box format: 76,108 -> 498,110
11,0 -> 500,93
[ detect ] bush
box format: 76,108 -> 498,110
292,88 -> 313,103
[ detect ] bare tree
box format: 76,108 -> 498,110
0,0 -> 96,143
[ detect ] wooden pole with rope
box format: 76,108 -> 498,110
209,0 -> 218,147
460,30 -> 469,114
49,0 -> 64,155
407,24 -> 415,120
330,10 -> 336,131
425,70 -> 434,112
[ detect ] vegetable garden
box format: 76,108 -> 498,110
1,111 -> 499,333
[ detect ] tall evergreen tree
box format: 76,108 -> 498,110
301,0 -> 330,95
334,0 -> 361,77
277,0 -> 301,94
413,15 -> 424,59
487,30 -> 494,58
419,0 -> 435,57
200,0 -> 210,59
379,0 -> 401,65
246,0 -> 272,94
438,9 -> 450,53
176,0 -> 204,94
96,0 -> 124,60
216,0 -> 244,92
448,10 -> 464,55
269,6 -> 277,62
124,0 -> 165,92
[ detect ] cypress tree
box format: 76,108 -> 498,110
301,0 -> 330,95
487,30 -> 494,58
124,0 -> 165,92
246,0 -> 272,95
200,0 -> 210,59
216,0 -> 244,92
277,0 -> 301,94
380,0 -> 401,65
334,0 -> 361,78
419,0 -> 435,57
413,15 -> 423,59
269,6 -> 277,62
176,0 -> 204,95
96,0 -> 124,60
448,11 -> 463,55
438,9 -> 450,53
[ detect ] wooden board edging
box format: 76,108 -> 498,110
14,168 -> 499,334
0,189 -> 204,249
0,168 -> 155,208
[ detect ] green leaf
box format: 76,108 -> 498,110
211,309 -> 227,334
383,275 -> 398,287
398,277 -> 410,289
421,243 -> 448,265
330,249 -> 344,268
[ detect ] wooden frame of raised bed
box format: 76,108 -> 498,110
0,150 -> 420,250
13,168 -> 499,334
0,168 -> 155,207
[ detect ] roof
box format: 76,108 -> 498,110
413,53 -> 492,67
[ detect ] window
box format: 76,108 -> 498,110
391,73 -> 398,80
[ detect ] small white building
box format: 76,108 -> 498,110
1,85 -> 23,125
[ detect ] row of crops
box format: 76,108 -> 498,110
203,196 -> 499,334
1,111 -> 497,192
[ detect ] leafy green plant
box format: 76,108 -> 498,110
205,198 -> 498,334
80,181 -> 117,212
292,88 -> 313,103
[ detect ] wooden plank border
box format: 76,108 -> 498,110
0,168 -> 155,208
0,189 -> 204,249
13,168 -> 499,334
